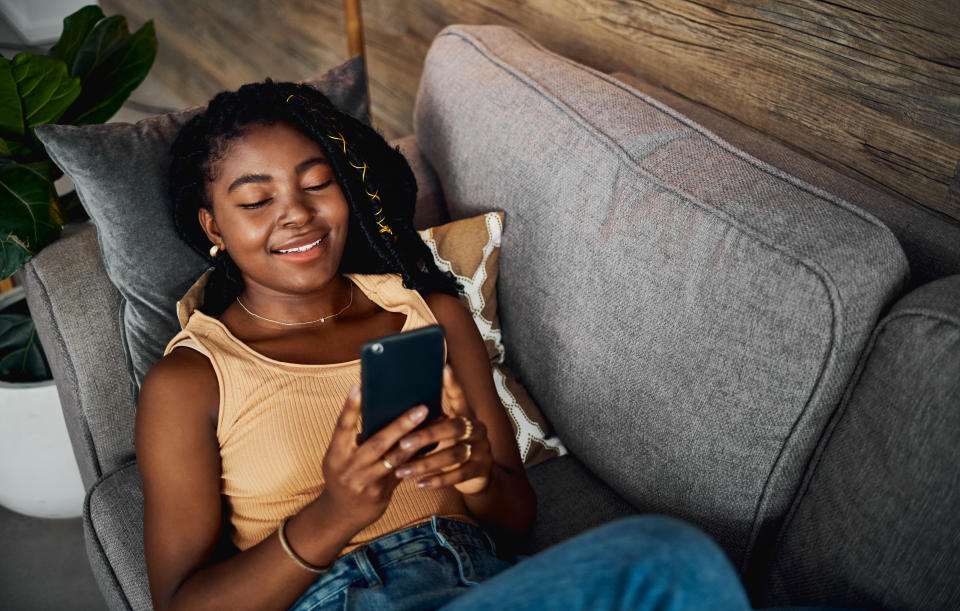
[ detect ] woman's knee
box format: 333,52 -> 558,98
581,516 -> 737,576
579,516 -> 750,609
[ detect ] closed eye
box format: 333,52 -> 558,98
238,198 -> 270,209
305,180 -> 333,191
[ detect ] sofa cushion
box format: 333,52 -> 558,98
522,454 -> 636,555
414,25 -> 909,571
418,212 -> 564,466
35,57 -> 370,390
611,72 -> 960,289
763,275 -> 960,610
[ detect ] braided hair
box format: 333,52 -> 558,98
169,79 -> 459,316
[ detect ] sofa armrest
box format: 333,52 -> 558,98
21,222 -> 137,489
84,461 -> 149,611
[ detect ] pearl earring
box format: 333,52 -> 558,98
209,244 -> 220,258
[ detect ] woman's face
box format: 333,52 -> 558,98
199,121 -> 350,296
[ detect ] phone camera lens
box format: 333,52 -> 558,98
371,343 -> 384,354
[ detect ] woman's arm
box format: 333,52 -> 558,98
137,348 -> 430,611
401,293 -> 537,534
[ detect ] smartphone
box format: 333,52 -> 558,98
360,325 -> 445,446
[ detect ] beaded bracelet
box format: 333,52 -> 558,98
278,517 -> 332,574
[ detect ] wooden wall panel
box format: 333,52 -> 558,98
102,0 -> 960,223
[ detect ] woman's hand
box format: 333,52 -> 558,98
393,366 -> 494,495
319,385 -> 431,531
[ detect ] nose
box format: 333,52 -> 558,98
276,191 -> 313,227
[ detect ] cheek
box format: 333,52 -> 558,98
219,215 -> 271,254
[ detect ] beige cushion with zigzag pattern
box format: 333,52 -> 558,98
419,212 -> 565,467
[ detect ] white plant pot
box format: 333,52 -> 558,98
0,286 -> 85,519
0,378 -> 85,518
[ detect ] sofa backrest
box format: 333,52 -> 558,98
414,24 -> 909,572
764,274 -> 960,610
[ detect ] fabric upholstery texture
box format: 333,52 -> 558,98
611,72 -> 960,289
35,57 -> 370,390
763,275 -> 960,610
414,25 -> 909,571
522,455 -> 636,555
397,134 -> 451,230
21,223 -> 136,486
419,212 -> 565,466
84,462 -> 148,611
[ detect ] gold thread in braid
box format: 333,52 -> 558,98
327,131 -> 396,238
348,160 -> 368,181
327,132 -> 347,153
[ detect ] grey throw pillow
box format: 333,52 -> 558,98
36,56 -> 370,390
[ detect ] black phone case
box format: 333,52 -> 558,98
360,325 -> 445,442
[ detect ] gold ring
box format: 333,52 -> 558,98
463,443 -> 472,463
383,458 -> 394,470
458,416 -> 474,441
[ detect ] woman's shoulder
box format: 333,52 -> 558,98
423,292 -> 475,339
138,346 -> 219,427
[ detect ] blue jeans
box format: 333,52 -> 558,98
289,515 -> 752,610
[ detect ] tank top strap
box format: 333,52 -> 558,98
345,273 -> 439,331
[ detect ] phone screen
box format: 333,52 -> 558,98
359,325 -> 445,443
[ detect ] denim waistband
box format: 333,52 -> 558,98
292,517 -> 496,608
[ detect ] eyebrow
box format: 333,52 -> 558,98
226,157 -> 329,193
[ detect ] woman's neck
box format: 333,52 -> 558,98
236,275 -> 354,327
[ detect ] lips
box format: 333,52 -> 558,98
271,232 -> 326,254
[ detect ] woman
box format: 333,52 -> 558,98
137,80 -> 752,610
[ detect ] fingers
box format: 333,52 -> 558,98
442,365 -> 471,417
327,385 -> 362,460
352,404 -> 430,468
397,414 -> 482,458
393,442 -> 473,480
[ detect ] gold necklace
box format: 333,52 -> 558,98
236,284 -> 354,326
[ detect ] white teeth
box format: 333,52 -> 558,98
277,238 -> 322,253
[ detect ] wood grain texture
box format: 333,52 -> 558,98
102,0 -> 960,222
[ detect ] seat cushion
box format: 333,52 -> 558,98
522,455 -> 636,555
764,275 -> 960,609
414,24 -> 909,572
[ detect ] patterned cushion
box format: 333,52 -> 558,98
420,212 -> 565,467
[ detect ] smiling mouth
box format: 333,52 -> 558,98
275,237 -> 324,254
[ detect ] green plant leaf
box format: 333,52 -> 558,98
11,54 -> 81,128
49,5 -> 105,70
0,312 -> 51,382
0,57 -> 24,136
0,161 -> 60,279
69,15 -> 129,81
62,20 -> 157,125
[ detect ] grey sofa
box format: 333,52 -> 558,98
22,25 -> 960,610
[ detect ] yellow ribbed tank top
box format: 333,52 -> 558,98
164,272 -> 471,553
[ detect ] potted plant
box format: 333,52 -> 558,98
0,5 -> 156,518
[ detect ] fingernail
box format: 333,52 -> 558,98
410,406 -> 428,422
400,438 -> 414,450
417,480 -> 433,489
396,468 -> 412,477
349,385 -> 360,400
